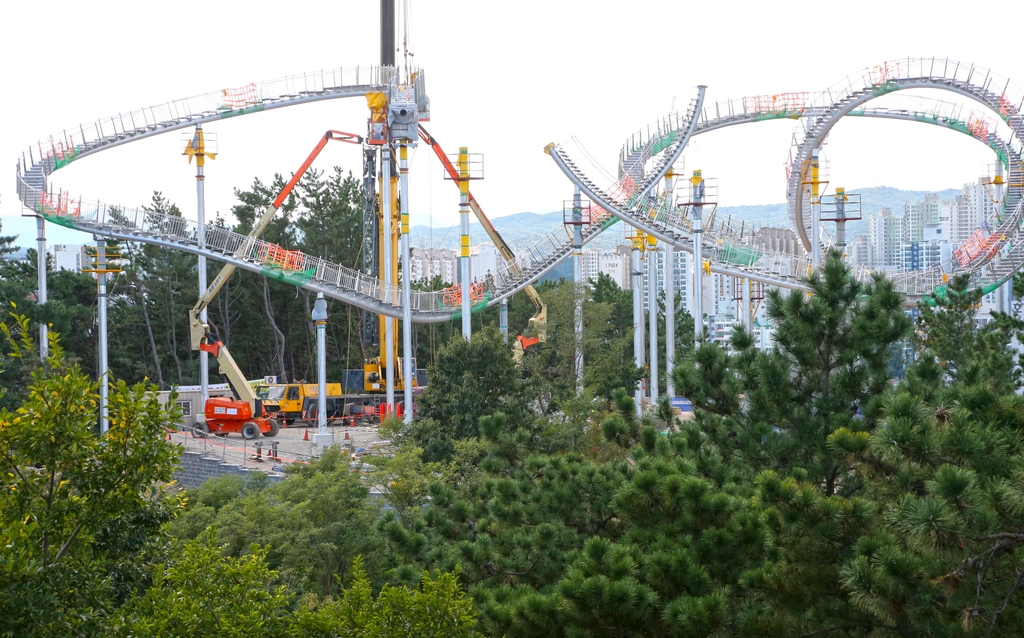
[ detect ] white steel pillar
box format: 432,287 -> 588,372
313,293 -> 328,434
399,142 -> 414,423
664,244 -> 675,397
811,148 -> 821,267
691,171 -> 705,344
499,300 -> 508,341
195,125 -> 210,410
631,234 -> 644,416
647,238 -> 658,401
96,237 -> 109,434
742,278 -> 752,334
382,152 -> 396,408
664,169 -> 675,397
572,185 -> 584,394
459,147 -> 472,340
36,216 -> 48,360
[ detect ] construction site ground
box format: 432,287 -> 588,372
167,421 -> 385,476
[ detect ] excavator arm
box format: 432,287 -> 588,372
188,130 -> 362,404
418,126 -> 547,343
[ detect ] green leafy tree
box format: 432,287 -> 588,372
411,326 -> 533,461
114,527 -> 292,638
0,315 -> 181,637
292,558 -> 482,638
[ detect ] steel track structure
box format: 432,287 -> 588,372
14,59 -> 1024,320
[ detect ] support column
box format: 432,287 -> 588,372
459,147 -> 472,340
572,185 -> 584,394
664,169 -> 675,398
691,171 -> 705,344
36,216 -> 48,360
742,278 -> 752,333
313,293 -> 328,437
96,237 -> 109,434
499,300 -> 508,341
195,125 -> 209,409
664,244 -> 675,397
399,142 -> 414,423
647,237 -> 658,401
811,148 -> 821,266
382,152 -> 396,408
631,233 -> 644,416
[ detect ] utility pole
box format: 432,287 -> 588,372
691,170 -> 705,344
631,231 -> 644,416
36,216 -> 47,360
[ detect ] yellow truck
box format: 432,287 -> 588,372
256,383 -> 342,426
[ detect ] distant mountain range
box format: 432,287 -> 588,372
2,185 -> 966,269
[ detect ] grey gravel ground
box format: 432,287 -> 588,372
167,421 -> 384,473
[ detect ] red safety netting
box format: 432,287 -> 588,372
868,62 -> 901,85
742,92 -> 810,115
38,190 -> 80,217
259,244 -> 304,271
1000,92 -> 1018,119
221,83 -> 259,109
441,281 -> 487,307
966,113 -> 992,141
953,228 -> 1000,266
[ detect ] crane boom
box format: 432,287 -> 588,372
189,130 -> 362,351
418,125 -> 547,337
188,130 -> 362,405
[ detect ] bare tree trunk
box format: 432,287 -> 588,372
262,278 -> 287,382
137,289 -> 164,389
168,287 -> 183,384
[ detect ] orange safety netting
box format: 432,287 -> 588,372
868,62 -> 900,85
966,113 -> 992,141
1000,92 -> 1018,119
39,134 -> 77,163
259,244 -> 305,271
441,281 -> 487,307
38,191 -> 80,217
585,173 -> 637,225
742,92 -> 810,115
221,83 -> 258,108
953,228 -> 1000,266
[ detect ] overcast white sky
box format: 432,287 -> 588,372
2,0 -> 1023,240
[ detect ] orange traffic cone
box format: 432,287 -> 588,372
344,430 -> 350,441
303,428 -> 309,441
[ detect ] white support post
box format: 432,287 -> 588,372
36,216 -> 48,360
500,300 -> 508,341
96,237 -> 109,434
631,235 -> 644,416
664,244 -> 675,397
647,241 -> 658,401
572,185 -> 584,394
811,148 -> 821,267
742,278 -> 752,334
399,142 -> 414,423
195,125 -> 209,410
459,147 -> 472,340
382,152 -> 396,408
692,171 -> 704,344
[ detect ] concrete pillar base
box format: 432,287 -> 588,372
312,433 -> 334,447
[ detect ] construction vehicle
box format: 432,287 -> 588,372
418,125 -> 547,360
294,393 -> 405,428
188,129 -> 362,439
256,382 -> 343,425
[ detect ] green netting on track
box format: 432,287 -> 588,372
220,104 -> 266,120
719,244 -> 761,266
37,209 -> 79,230
53,147 -> 81,171
449,292 -> 492,319
260,265 -> 316,286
